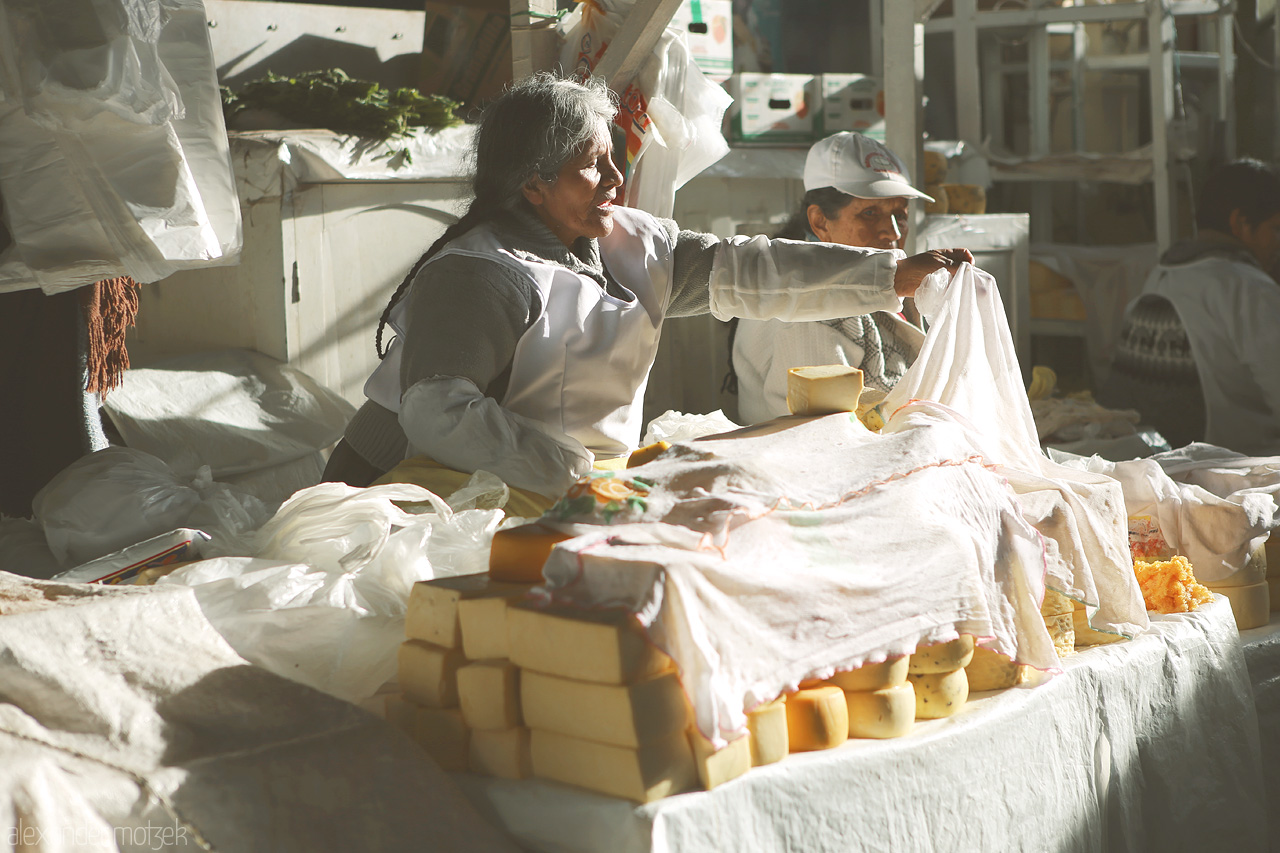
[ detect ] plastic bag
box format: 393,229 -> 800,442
0,0 -> 240,292
158,482 -> 505,702
642,409 -> 740,445
558,0 -> 731,217
32,446 -> 269,567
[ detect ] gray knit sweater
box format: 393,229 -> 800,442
344,203 -> 721,473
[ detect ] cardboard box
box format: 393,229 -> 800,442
669,0 -> 733,83
725,73 -> 816,143
818,74 -> 884,141
419,1 -> 511,107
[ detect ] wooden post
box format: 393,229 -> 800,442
884,3 -> 925,253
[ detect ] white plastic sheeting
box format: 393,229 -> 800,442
0,573 -> 520,853
0,0 -> 241,292
457,599 -> 1264,853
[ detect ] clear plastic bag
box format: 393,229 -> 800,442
158,482 -> 505,702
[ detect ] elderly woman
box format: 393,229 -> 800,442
731,132 -> 935,424
324,75 -> 969,509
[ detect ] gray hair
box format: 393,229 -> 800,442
375,72 -> 618,358
472,72 -> 618,207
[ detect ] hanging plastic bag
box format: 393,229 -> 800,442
558,0 -> 731,217
157,482 -> 505,702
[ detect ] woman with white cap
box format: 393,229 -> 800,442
730,132 -> 936,424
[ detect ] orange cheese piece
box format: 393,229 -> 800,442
489,523 -> 573,583
627,441 -> 671,468
785,685 -> 849,752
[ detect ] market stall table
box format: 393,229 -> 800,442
455,598 -> 1264,853
1240,612 -> 1280,853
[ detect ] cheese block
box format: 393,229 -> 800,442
908,636 -> 975,674
1208,542 -> 1268,588
828,657 -> 908,692
458,587 -> 532,661
688,729 -> 752,790
1070,611 -> 1126,647
529,728 -> 696,803
908,668 -> 968,719
1206,582 -> 1271,630
965,646 -> 1026,691
627,441 -> 671,468
1044,612 -> 1076,657
940,183 -> 986,214
507,603 -> 672,685
398,640 -> 465,708
489,523 -> 573,583
785,685 -> 849,752
469,726 -> 532,780
746,698 -> 788,766
1040,588 -> 1075,618
415,705 -> 471,771
1270,576 -> 1280,612
520,669 -> 689,748
785,365 -> 865,416
405,574 -> 527,648
457,659 -> 522,731
844,682 -> 915,739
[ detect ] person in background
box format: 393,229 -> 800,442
1132,158 -> 1280,455
729,132 -> 936,424
322,75 -> 970,511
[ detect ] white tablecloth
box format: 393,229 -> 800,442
456,598 -> 1265,853
1241,612 -> 1280,853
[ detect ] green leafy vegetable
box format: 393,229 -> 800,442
221,69 -> 462,140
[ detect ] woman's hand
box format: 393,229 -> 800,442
893,248 -> 974,297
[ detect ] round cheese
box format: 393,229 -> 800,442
965,646 -> 1025,691
908,668 -> 969,719
1040,588 -> 1075,618
785,685 -> 849,752
1206,542 -> 1268,588
828,657 -> 909,692
908,636 -> 975,674
844,682 -> 915,739
1206,581 -> 1271,630
746,698 -> 788,766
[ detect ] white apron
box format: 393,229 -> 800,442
366,206 -> 675,458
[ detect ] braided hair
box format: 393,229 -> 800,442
374,72 -> 618,357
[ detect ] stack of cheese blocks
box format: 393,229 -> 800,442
388,573 -> 537,778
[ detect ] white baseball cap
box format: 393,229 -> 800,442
803,132 -> 934,203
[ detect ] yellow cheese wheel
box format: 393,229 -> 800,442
908,636 -> 975,674
844,682 -> 915,739
489,523 -> 573,583
1205,582 -> 1271,630
908,668 -> 969,719
828,657 -> 909,692
785,685 -> 849,752
1044,612 -> 1075,658
1207,542 -> 1268,588
923,150 -> 948,186
1040,588 -> 1075,618
785,365 -> 865,416
965,646 -> 1026,691
746,698 -> 788,766
688,729 -> 752,790
940,183 -> 986,214
924,184 -> 949,215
